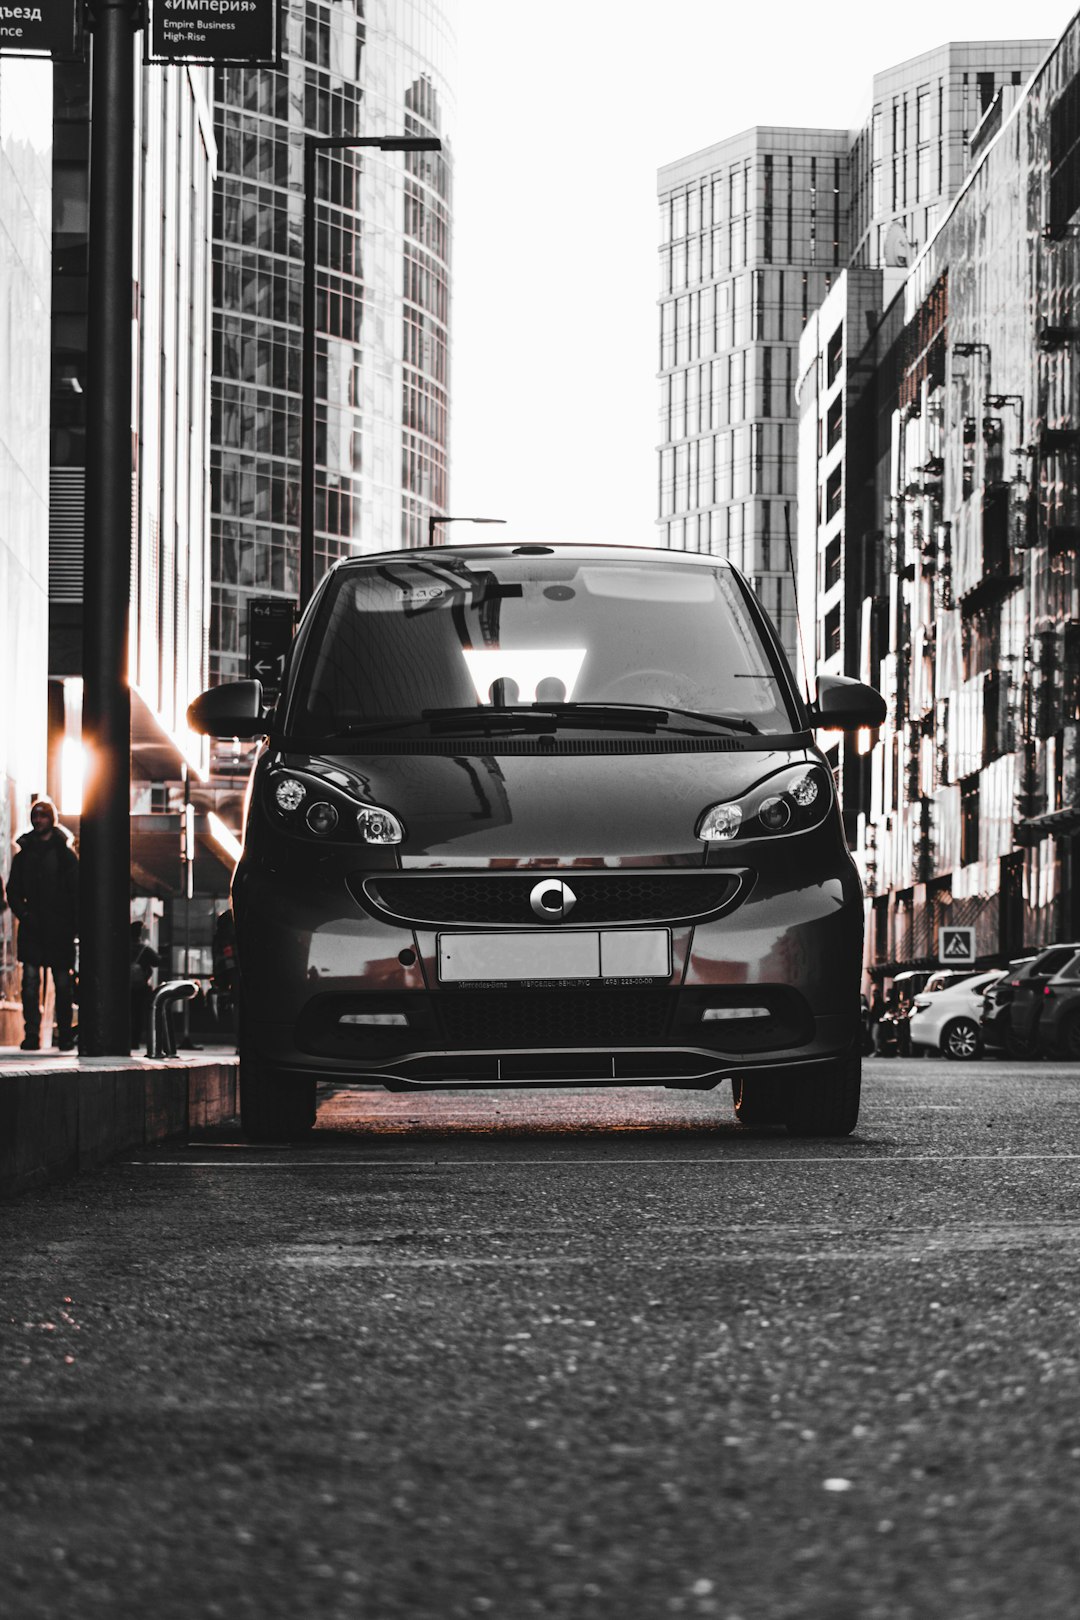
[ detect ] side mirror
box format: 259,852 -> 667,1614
807,674 -> 887,731
187,679 -> 266,738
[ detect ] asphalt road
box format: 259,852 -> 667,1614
3,1058 -> 1080,1619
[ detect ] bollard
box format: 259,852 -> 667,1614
146,980 -> 199,1059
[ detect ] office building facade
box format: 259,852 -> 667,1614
657,127 -> 849,658
0,60 -> 52,1042
46,59 -> 218,992
798,11 -> 1080,975
849,39 -> 1052,270
210,0 -> 455,688
658,42 -> 1051,666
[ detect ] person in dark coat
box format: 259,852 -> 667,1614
7,798 -> 79,1051
130,920 -> 161,1049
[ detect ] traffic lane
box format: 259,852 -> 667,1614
1,1067 -> 1079,1619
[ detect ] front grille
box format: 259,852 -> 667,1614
436,990 -> 673,1047
360,871 -> 740,927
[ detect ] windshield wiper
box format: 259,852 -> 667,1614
646,706 -> 759,735
517,702 -> 759,735
294,702 -> 759,743
422,703 -> 759,735
420,704 -> 666,733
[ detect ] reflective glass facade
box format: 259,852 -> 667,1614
48,58 -> 215,761
822,12 -> 1080,972
210,0 -> 455,686
0,61 -> 51,1038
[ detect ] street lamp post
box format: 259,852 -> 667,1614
428,516 -> 508,547
300,134 -> 442,612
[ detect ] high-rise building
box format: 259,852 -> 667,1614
657,41 -> 1052,663
657,127 -> 849,657
209,0 -> 455,688
46,59 -> 218,991
797,13 -> 1080,978
0,59 -> 52,1043
849,40 -> 1052,270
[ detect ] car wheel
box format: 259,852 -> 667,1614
782,1052 -> 861,1138
240,1051 -> 316,1142
1055,1012 -> 1080,1062
731,1075 -> 788,1126
941,1018 -> 982,1061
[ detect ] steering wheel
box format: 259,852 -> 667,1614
593,669 -> 690,704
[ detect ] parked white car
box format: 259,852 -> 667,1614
908,970 -> 1005,1059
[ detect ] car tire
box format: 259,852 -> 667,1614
1054,1012 -> 1080,1062
1004,1030 -> 1037,1060
239,1048 -> 316,1142
940,1018 -> 982,1061
731,1075 -> 788,1126
782,1052 -> 861,1138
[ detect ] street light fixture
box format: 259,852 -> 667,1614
427,515 -> 507,547
300,134 -> 442,611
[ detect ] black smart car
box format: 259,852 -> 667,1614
188,545 -> 885,1141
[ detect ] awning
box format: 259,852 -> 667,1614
130,684 -> 207,784
1016,806 -> 1080,841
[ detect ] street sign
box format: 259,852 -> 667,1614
0,0 -> 83,60
939,926 -> 976,966
247,597 -> 296,698
146,0 -> 280,65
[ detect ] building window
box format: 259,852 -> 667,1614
826,393 -> 842,450
826,465 -> 842,521
1049,71 -> 1080,237
824,604 -> 841,660
826,323 -> 843,386
961,775 -> 980,866
824,535 -> 841,591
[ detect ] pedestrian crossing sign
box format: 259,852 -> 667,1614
939,926 -> 975,965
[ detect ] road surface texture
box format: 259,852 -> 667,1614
3,1058 -> 1080,1619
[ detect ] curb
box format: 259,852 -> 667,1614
0,1057 -> 240,1197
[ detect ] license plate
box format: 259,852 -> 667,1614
437,929 -> 671,983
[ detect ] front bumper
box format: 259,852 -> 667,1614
234,853 -> 863,1090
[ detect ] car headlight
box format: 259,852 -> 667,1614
697,764 -> 832,842
265,768 -> 405,844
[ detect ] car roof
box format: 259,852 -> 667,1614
330,543 -> 738,572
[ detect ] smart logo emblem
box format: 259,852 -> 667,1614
939,926 -> 976,966
530,878 -> 577,923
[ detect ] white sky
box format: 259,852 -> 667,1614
448,0 -> 1077,546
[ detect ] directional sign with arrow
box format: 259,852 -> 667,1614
248,598 -> 297,698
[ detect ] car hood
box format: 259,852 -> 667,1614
284,741 -> 815,865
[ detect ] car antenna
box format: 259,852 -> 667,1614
784,509 -> 812,702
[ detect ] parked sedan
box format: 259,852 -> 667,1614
982,947 -> 1078,1057
909,970 -> 1005,1059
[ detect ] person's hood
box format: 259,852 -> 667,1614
16,823 -> 76,852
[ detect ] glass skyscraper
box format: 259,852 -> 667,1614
210,0 -> 455,687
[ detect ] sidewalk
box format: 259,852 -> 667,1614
0,1043 -> 239,1198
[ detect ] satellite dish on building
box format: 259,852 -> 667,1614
883,221 -> 911,267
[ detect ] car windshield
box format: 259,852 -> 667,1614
287,554 -> 800,738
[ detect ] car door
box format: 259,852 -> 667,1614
1010,947 -> 1077,1045
1033,952 -> 1080,1049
